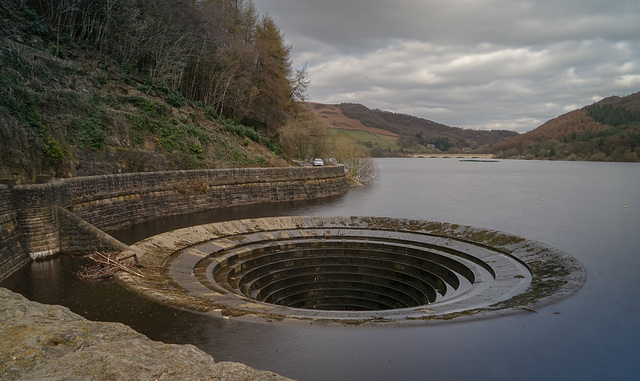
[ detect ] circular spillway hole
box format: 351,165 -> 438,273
132,216 -> 586,325
204,237 -> 500,313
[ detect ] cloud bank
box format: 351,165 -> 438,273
254,0 -> 640,132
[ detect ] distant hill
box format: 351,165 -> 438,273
492,91 -> 640,161
304,103 -> 398,137
305,102 -> 518,153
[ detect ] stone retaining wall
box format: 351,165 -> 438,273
57,207 -> 131,255
11,182 -> 64,259
64,166 -> 347,232
0,185 -> 30,280
0,166 -> 348,278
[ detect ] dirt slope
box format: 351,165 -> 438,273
304,102 -> 399,137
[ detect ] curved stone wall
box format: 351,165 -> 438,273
0,166 -> 348,273
63,166 -> 348,232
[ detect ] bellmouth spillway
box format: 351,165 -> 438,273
118,216 -> 586,326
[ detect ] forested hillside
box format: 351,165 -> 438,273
0,0 -> 306,182
492,92 -> 640,161
337,103 -> 518,152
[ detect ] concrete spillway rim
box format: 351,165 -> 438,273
118,216 -> 587,327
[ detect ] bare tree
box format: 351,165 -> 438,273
26,0 -> 303,132
332,132 -> 379,184
279,112 -> 331,160
290,64 -> 310,102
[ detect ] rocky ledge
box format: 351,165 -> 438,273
0,287 -> 291,381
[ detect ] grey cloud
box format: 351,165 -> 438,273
254,0 -> 640,132
264,1 -> 639,48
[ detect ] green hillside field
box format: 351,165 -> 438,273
329,128 -> 403,152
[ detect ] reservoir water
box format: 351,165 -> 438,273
3,158 -> 640,380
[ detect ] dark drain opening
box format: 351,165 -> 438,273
211,240 -> 480,311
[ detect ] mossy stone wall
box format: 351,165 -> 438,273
0,166 -> 348,276
0,185 -> 30,280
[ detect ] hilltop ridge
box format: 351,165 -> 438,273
493,91 -> 640,161
305,101 -> 518,153
304,103 -> 398,137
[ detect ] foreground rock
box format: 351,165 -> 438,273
0,288 -> 292,381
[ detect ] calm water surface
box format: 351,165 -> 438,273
3,159 -> 640,380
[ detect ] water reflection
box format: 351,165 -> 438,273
109,195 -> 350,245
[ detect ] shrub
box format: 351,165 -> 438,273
49,44 -> 66,59
126,114 -> 148,144
125,96 -> 168,117
151,121 -> 182,152
182,123 -> 209,143
165,91 -> 184,108
72,117 -> 108,150
204,106 -> 218,120
189,143 -> 205,160
42,132 -> 64,164
23,7 -> 48,36
120,62 -> 132,84
251,155 -> 268,167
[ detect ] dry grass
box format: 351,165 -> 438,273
304,102 -> 399,137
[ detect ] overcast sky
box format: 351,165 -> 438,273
253,0 -> 640,132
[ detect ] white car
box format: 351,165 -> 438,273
312,158 -> 324,166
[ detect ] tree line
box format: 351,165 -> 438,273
492,102 -> 640,162
24,0 -> 307,133
4,0 -> 378,181
338,103 -> 518,152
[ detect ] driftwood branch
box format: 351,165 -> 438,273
75,251 -> 144,281
116,251 -> 141,267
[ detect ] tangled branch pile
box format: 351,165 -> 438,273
75,251 -> 143,281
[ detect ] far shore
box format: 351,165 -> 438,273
410,153 -> 494,158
